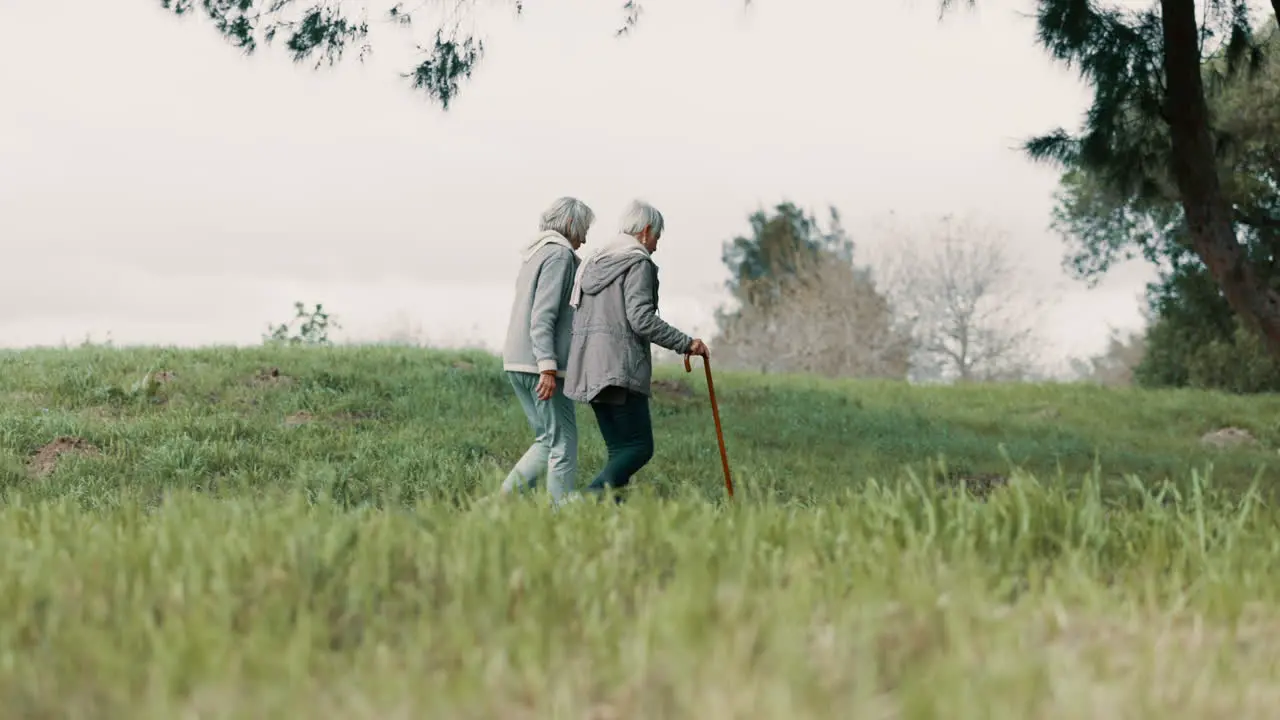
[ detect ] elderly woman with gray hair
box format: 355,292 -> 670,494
499,196 -> 596,507
564,199 -> 708,502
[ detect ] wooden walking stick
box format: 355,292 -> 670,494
685,353 -> 734,499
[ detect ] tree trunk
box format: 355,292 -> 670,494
1160,0 -> 1280,357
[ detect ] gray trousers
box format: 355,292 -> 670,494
503,371 -> 578,505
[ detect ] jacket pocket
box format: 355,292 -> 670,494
622,337 -> 650,390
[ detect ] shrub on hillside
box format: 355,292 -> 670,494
265,302 -> 339,346
1137,316 -> 1280,393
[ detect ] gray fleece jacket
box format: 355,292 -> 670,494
502,231 -> 581,377
563,234 -> 694,403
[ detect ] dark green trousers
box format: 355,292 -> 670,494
586,387 -> 654,500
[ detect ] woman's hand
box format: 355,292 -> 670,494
688,338 -> 709,357
536,371 -> 557,401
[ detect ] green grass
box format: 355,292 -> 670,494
2,345 -> 1280,717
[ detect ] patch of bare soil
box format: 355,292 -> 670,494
249,367 -> 294,388
652,378 -> 695,401
1200,427 -> 1257,449
28,436 -> 100,478
284,411 -> 314,427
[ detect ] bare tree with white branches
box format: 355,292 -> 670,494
872,215 -> 1046,384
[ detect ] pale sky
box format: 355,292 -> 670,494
0,0 -> 1155,368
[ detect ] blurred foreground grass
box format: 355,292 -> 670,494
4,479 -> 1280,718
1,346 -> 1280,717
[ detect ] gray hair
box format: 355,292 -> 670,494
539,196 -> 596,242
618,199 -> 665,238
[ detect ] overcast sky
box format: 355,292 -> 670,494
0,0 -> 1155,368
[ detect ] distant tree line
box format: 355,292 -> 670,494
711,202 -> 1043,384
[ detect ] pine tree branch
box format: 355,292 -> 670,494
161,1 -> 669,108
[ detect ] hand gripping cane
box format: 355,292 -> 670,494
684,353 -> 734,499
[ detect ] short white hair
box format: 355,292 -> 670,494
539,196 -> 595,242
618,199 -> 665,238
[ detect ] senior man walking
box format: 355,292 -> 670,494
499,196 -> 596,507
564,199 -> 709,503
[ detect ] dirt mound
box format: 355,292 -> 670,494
1200,427 -> 1257,449
28,436 -> 100,478
652,378 -> 695,401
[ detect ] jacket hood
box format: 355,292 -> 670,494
521,230 -> 575,261
569,234 -> 651,308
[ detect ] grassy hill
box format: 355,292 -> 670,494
3,345 -> 1277,504
2,345 -> 1280,717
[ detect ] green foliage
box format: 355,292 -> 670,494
1022,1 -> 1170,201
1137,303 -> 1280,393
403,30 -> 484,107
1044,13 -> 1280,392
265,301 -> 339,346
720,202 -> 855,308
161,0 -> 372,64
1018,1 -> 1268,199
1050,19 -> 1280,284
159,1 -> 653,109
936,0 -> 1280,363
159,0 -> 488,108
1,346 -> 1280,712
1051,167 -> 1187,283
1063,220 -> 1280,393
1175,317 -> 1280,392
